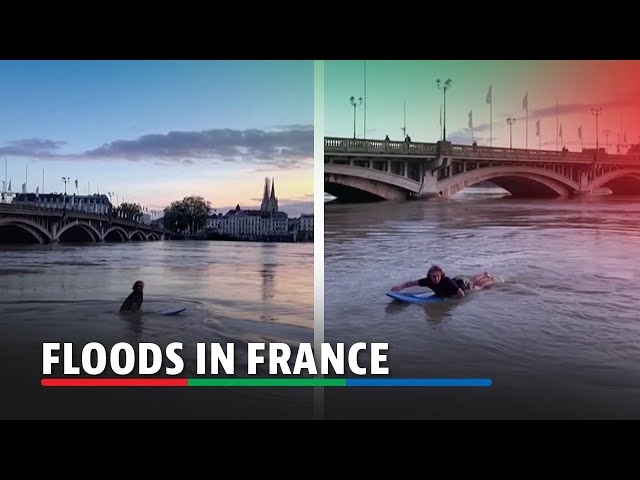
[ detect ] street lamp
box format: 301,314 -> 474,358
436,78 -> 452,141
349,96 -> 363,139
603,129 -> 611,153
506,118 -> 516,148
61,177 -> 70,214
591,107 -> 602,151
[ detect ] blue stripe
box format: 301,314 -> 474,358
345,378 -> 493,387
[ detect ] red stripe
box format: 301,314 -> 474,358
41,378 -> 188,387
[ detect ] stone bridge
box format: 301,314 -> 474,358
0,203 -> 171,244
324,137 -> 640,201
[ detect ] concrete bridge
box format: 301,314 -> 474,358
325,137 -> 640,201
0,203 -> 170,244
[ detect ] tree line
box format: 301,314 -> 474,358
108,196 -> 211,233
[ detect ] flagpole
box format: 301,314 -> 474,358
490,92 -> 493,147
556,97 -> 560,151
525,96 -> 529,149
363,60 -> 367,139
403,100 -> 406,139
42,168 -> 44,193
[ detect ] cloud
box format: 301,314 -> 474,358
0,126 -> 313,170
0,138 -> 66,157
84,127 -> 313,167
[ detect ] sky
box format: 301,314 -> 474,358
0,60 -> 313,217
325,60 -> 640,152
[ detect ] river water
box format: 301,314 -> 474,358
0,240 -> 313,419
324,189 -> 640,419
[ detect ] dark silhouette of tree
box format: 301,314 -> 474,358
163,196 -> 211,234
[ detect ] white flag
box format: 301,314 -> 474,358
523,92 -> 528,109
468,110 -> 473,129
486,85 -> 492,104
8,180 -> 11,192
536,120 -> 540,137
36,186 -> 39,195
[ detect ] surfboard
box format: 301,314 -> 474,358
386,292 -> 446,304
159,307 -> 187,316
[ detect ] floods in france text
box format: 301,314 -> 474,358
42,342 -> 390,376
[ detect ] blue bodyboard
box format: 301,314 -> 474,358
385,292 -> 445,304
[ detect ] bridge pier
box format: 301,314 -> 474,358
412,158 -> 447,199
574,172 -> 592,196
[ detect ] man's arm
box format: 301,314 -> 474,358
391,280 -> 420,292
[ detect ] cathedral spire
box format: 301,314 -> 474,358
260,177 -> 270,212
269,177 -> 278,213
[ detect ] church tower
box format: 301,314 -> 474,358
260,177 -> 270,212
269,177 -> 279,213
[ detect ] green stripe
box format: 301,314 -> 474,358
187,378 -> 346,387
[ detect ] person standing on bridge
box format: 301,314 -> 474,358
391,265 -> 494,298
120,280 -> 145,313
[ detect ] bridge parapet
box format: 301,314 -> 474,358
326,136 -> 640,165
325,137 -> 437,155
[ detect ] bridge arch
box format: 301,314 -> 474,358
588,168 -> 640,195
437,166 -> 580,198
129,230 -> 146,241
325,164 -> 420,201
103,226 -> 128,242
0,218 -> 53,244
146,232 -> 160,241
56,221 -> 101,243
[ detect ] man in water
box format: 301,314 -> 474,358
391,265 -> 494,299
120,280 -> 145,313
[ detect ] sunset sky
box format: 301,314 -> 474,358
0,60 -> 313,217
325,60 -> 640,152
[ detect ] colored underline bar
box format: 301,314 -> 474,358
41,378 -> 188,387
346,379 -> 493,387
41,378 -> 491,387
188,378 -> 345,387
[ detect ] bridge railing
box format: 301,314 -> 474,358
325,137 -> 437,155
325,136 -> 640,164
450,145 -> 593,162
452,145 -> 640,164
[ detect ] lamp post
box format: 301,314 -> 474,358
603,129 -> 611,153
350,96 -> 363,139
506,118 -> 516,148
591,107 -> 602,151
107,192 -> 114,217
436,78 -> 452,141
61,177 -> 70,214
